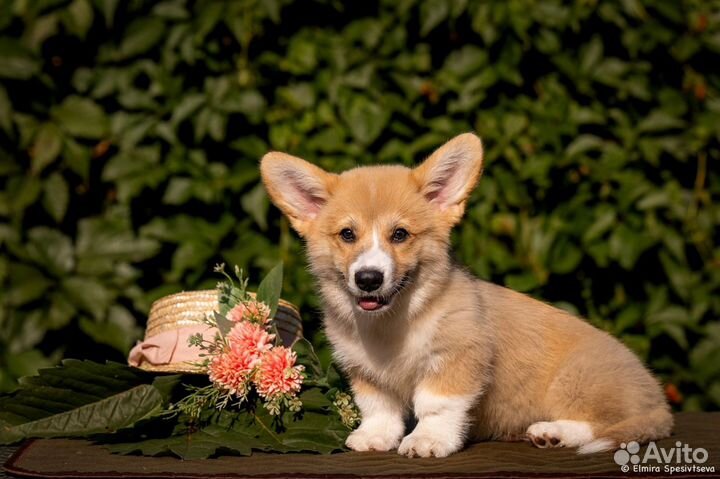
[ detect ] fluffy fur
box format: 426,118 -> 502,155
260,133 -> 673,458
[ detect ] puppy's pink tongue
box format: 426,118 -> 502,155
358,298 -> 382,311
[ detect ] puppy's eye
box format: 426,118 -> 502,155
391,228 -> 409,243
339,228 -> 356,243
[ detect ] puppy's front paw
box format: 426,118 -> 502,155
345,426 -> 401,452
397,431 -> 460,458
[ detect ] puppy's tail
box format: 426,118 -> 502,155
578,407 -> 674,454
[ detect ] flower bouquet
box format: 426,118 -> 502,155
0,264 -> 359,459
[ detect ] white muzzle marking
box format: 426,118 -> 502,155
349,229 -> 394,294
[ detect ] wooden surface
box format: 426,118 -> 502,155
0,447 -> 14,479
4,413 -> 719,478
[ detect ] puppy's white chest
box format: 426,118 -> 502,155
330,316 -> 439,396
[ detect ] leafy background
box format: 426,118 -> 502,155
0,0 -> 718,411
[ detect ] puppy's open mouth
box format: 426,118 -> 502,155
357,296 -> 390,312
353,274 -> 411,313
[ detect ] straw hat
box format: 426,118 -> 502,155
130,290 -> 303,373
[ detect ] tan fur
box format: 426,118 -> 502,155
260,133 -> 673,456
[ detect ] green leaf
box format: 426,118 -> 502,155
0,360 -> 160,444
298,388 -> 333,412
292,338 -> 323,381
580,36 -> 603,74
95,0 -> 120,26
548,238 -> 582,274
279,410 -> 349,453
565,134 -> 604,158
31,123 -> 63,174
637,111 -> 685,133
443,45 -> 487,78
76,216 -> 160,264
2,350 -> 55,393
48,293 -> 76,330
240,183 -> 269,231
505,273 -> 541,292
5,263 -> 52,307
0,38 -> 39,79
79,306 -> 141,353
52,96 -> 109,139
63,138 -> 91,181
162,177 -> 193,205
339,94 -> 389,145
614,304 -> 642,334
43,173 -> 69,222
420,0 -> 449,36
256,262 -> 283,317
62,277 -> 113,319
64,0 -> 94,38
26,227 -> 74,277
170,94 -> 205,126
621,335 -> 650,361
113,17 -> 165,60
219,90 -> 267,120
0,384 -> 162,444
150,375 -> 182,404
583,210 -> 616,243
609,224 -> 655,269
324,363 -> 343,389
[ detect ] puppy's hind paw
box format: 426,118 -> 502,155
526,422 -> 563,448
398,432 -> 460,458
526,420 -> 594,449
345,428 -> 401,452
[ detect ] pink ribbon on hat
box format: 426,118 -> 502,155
128,324 -> 215,368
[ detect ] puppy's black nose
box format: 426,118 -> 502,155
355,269 -> 384,292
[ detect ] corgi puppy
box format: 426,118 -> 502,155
260,133 -> 672,458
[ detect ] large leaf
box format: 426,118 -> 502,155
0,361 -> 164,445
0,385 -> 162,444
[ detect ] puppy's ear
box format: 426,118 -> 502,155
260,152 -> 337,236
412,133 -> 484,224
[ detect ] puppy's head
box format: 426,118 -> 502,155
260,133 -> 483,317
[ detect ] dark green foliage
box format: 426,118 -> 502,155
0,0 -> 718,411
0,358 -> 350,458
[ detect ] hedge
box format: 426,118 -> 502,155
0,0 -> 718,411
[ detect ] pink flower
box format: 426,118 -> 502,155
227,321 -> 275,357
254,347 -> 304,399
208,349 -> 258,396
227,300 -> 272,324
